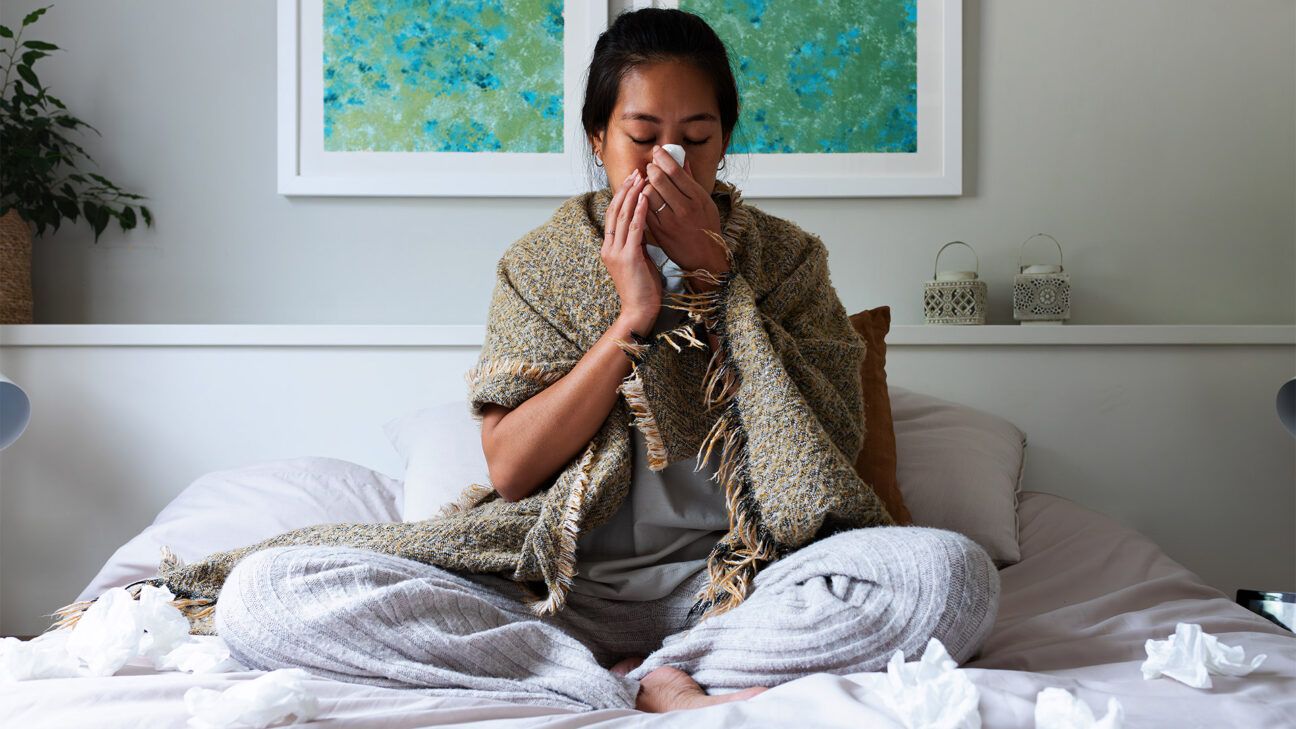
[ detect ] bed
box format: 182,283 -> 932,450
3,394 -> 1294,727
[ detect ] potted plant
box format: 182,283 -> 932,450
0,4 -> 153,324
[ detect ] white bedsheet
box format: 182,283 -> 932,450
4,462 -> 1294,728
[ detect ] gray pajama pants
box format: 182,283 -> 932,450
215,526 -> 1000,712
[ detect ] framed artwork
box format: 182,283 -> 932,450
668,0 -> 962,197
277,0 -> 608,196
278,0 -> 959,198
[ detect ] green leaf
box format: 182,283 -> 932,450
0,26 -> 13,39
21,50 -> 47,66
87,202 -> 108,242
22,7 -> 49,27
120,205 -> 136,229
16,65 -> 39,89
21,40 -> 58,51
55,196 -> 79,221
140,206 -> 153,227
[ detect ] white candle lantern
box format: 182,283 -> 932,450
923,241 -> 988,325
1013,233 -> 1072,324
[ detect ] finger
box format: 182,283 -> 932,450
646,160 -> 690,213
624,188 -> 650,257
651,145 -> 696,201
645,202 -> 664,240
644,184 -> 667,218
604,172 -> 635,249
614,175 -> 648,252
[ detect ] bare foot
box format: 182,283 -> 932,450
635,665 -> 769,713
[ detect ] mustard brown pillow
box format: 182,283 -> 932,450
848,306 -> 913,525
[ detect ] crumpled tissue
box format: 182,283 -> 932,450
184,668 -> 320,729
0,583 -> 245,682
1140,622 -> 1267,689
851,637 -> 981,729
1034,687 -> 1123,729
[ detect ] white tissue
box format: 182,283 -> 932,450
1140,622 -> 1267,689
0,630 -> 83,681
155,636 -> 246,674
0,584 -> 247,683
138,582 -> 195,661
851,637 -> 981,729
184,668 -> 320,729
66,585 -> 146,676
1034,688 -> 1123,729
661,143 -> 686,168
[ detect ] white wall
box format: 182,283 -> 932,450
2,0 -> 1292,325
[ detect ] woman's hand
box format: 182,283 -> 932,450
641,145 -> 731,289
603,169 -> 662,334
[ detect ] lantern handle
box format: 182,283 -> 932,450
933,240 -> 980,279
1018,233 -> 1064,273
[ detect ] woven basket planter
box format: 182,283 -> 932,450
0,208 -> 34,324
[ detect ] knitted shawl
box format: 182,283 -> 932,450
46,180 -> 895,638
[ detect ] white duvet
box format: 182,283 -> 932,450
4,459 -> 1294,728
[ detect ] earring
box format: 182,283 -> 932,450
717,156 -> 726,171
594,152 -> 604,168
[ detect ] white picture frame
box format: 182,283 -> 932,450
667,0 -> 962,198
277,0 -> 609,197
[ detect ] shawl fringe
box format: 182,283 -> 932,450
520,438 -> 598,616
617,368 -> 671,472
438,482 -> 498,517
463,357 -> 567,422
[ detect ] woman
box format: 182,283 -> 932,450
211,8 -> 1000,715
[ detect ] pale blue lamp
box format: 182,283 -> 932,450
0,372 -> 31,450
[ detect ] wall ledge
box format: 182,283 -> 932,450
1,324 -> 1292,347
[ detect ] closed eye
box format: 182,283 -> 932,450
630,137 -> 709,145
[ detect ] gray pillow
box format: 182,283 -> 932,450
890,385 -> 1027,565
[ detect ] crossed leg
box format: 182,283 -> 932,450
214,545 -> 641,712
622,526 -> 1002,692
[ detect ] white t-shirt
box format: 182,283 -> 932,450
569,242 -> 729,601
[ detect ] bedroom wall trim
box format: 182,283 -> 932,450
1,324 -> 1292,348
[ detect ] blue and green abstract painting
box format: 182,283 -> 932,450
322,0 -> 565,153
679,0 -> 918,154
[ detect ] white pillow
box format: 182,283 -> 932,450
889,385 -> 1027,566
77,457 -> 403,603
383,400 -> 491,522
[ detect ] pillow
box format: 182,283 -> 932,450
77,457 -> 403,603
889,385 -> 1027,565
384,400 -> 491,522
848,306 -> 913,525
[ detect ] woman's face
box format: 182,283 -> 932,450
590,60 -> 729,199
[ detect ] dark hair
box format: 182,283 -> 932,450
579,8 -> 742,188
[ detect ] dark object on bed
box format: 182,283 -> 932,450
1237,589 -> 1296,632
